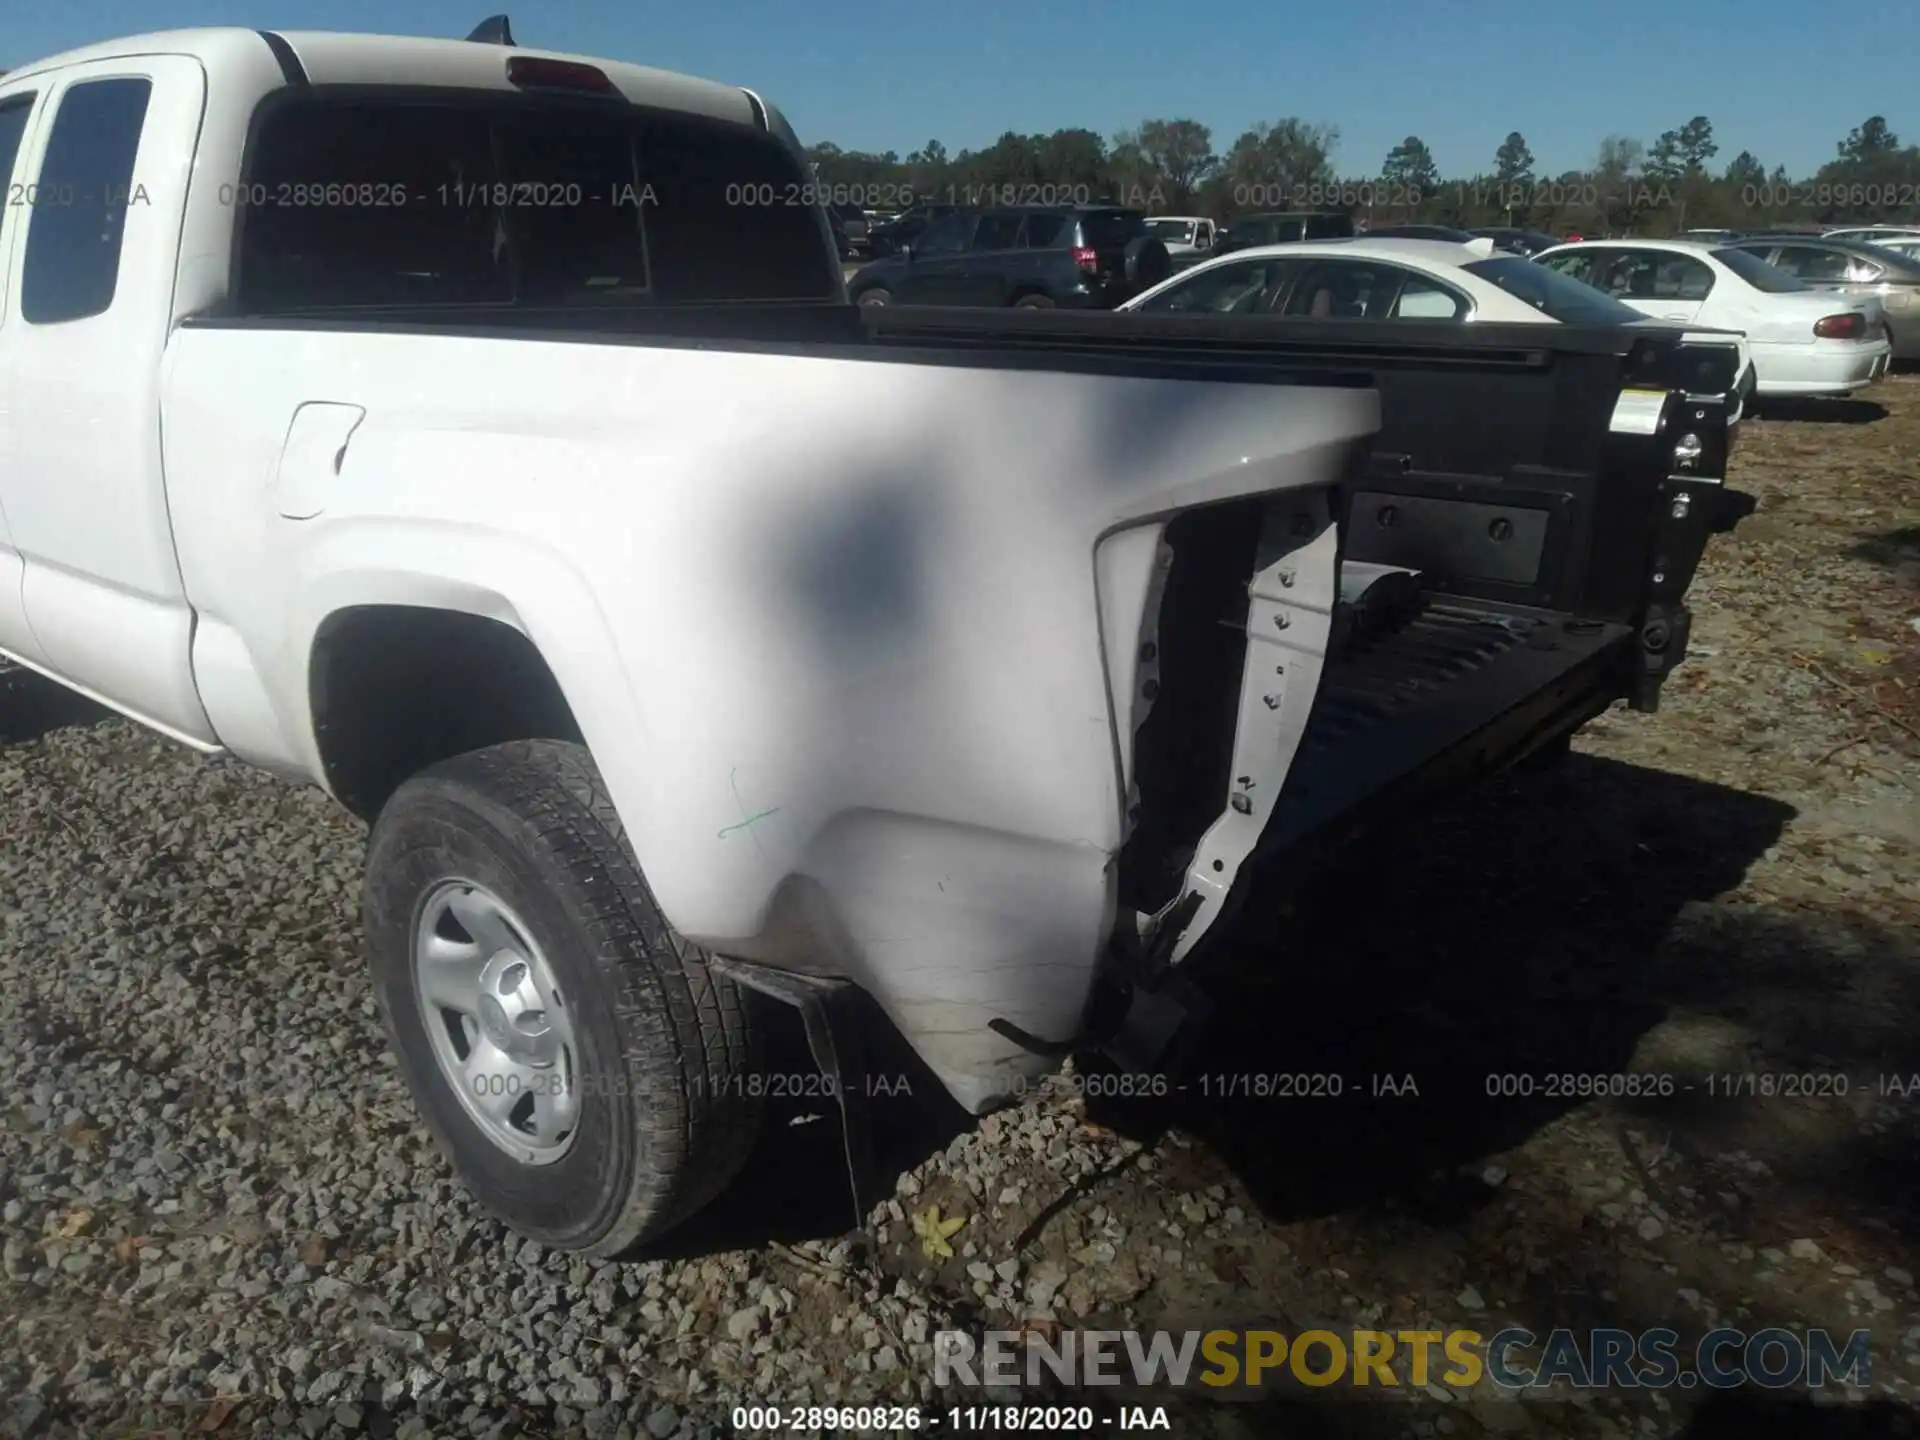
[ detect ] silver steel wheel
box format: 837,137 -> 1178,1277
413,879 -> 580,1165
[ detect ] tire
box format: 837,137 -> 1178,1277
1013,293 -> 1056,309
856,287 -> 892,307
1124,236 -> 1173,291
365,738 -> 761,1256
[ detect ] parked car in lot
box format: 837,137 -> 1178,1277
1469,226 -> 1560,256
1120,236 -> 1754,416
829,203 -> 871,260
845,204 -> 1172,308
0,21 -> 1753,1256
1213,211 -> 1354,255
1144,214 -> 1219,267
1722,235 -> 1920,361
1680,228 -> 1746,244
1536,240 -> 1891,398
864,203 -> 961,258
1359,223 -> 1475,242
1823,225 -> 1920,244
1867,236 -> 1920,263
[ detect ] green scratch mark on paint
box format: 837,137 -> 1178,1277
719,766 -> 780,841
718,809 -> 780,839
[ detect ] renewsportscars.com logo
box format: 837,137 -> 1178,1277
934,1326 -> 1874,1392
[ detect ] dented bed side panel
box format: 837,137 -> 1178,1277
161,324 -> 1382,1113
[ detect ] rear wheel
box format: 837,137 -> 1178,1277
1013,293 -> 1056,309
365,739 -> 761,1256
856,287 -> 892,307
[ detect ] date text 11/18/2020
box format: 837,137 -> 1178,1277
983,1072 -> 1424,1103
732,1404 -> 1175,1432
464,1069 -> 917,1106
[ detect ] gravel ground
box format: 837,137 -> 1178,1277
3,378 -> 1918,1440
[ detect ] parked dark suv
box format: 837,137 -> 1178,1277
847,206 -> 1173,309
865,204 -> 963,260
1213,211 -> 1354,256
829,204 -> 872,261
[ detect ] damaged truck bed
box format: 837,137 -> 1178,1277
866,307 -> 1754,1071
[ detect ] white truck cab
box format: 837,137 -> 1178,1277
1147,214 -> 1217,265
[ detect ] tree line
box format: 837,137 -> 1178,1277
808,114 -> 1920,234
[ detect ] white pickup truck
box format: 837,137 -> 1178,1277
0,21 -> 1753,1253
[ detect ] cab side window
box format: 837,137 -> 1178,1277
21,77 -> 152,324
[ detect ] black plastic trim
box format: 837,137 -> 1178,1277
465,15 -> 516,45
255,31 -> 308,87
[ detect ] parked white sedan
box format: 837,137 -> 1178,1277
1119,236 -> 1754,413
1534,239 -> 1890,398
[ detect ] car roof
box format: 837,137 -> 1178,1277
7,26 -> 759,128
1541,238 -> 1723,253
1182,237 -> 1500,267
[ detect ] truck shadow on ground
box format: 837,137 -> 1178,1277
1678,1393 -> 1919,1437
1847,523 -> 1920,567
656,749 -> 1813,1257
1083,751 -> 1800,1225
0,666 -> 113,744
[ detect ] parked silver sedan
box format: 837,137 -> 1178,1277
1723,234 -> 1920,359
1822,224 -> 1920,244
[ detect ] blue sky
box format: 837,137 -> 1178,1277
11,0 -> 1916,180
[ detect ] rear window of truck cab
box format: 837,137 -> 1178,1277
233,94 -> 841,312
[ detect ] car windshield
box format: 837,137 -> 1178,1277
1710,247 -> 1808,293
1146,219 -> 1197,242
1462,256 -> 1644,324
